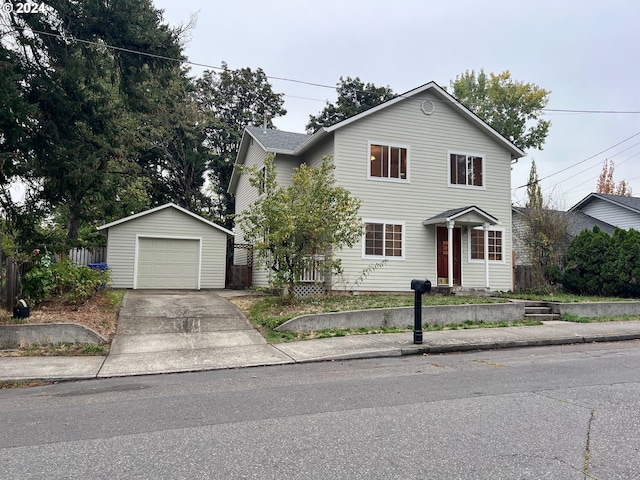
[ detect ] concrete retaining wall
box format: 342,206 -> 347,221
276,303 -> 525,331
0,324 -> 107,349
551,302 -> 640,318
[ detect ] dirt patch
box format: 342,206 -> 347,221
0,291 -> 120,341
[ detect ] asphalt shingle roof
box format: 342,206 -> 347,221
512,206 -> 616,236
246,125 -> 311,153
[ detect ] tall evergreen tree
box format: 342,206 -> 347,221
1,0 -> 187,249
195,63 -> 287,227
525,160 -> 543,208
306,77 -> 395,134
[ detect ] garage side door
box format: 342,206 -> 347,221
136,238 -> 200,289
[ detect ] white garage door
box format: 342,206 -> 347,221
136,238 -> 200,289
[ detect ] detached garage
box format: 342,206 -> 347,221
98,203 -> 233,289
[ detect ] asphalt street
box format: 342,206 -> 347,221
2,341 -> 640,479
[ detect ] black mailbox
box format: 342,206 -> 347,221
411,279 -> 431,294
410,278 -> 431,344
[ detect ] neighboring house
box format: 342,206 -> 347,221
570,193 -> 640,230
512,206 -> 616,267
229,81 -> 525,293
98,203 -> 233,289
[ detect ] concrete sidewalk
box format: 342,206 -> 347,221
3,320 -> 640,382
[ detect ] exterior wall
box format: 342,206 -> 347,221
232,142 -> 306,287
330,91 -> 514,292
512,210 -> 531,266
301,135 -> 335,167
578,200 -> 640,230
106,208 -> 228,289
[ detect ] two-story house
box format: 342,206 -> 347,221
229,82 -> 525,293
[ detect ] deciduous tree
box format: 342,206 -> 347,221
597,159 -> 632,196
450,69 -> 551,151
236,155 -> 362,303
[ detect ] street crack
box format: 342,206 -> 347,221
584,409 -> 595,479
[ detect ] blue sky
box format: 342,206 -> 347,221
153,0 -> 640,208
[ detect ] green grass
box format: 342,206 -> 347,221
6,342 -> 109,356
236,293 -> 524,343
245,293 -> 506,330
0,379 -> 55,389
502,292 -> 631,303
262,320 -> 544,343
561,313 -> 640,323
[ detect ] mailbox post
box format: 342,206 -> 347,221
410,279 -> 431,344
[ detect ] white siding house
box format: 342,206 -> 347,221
229,82 -> 525,293
97,203 -> 233,289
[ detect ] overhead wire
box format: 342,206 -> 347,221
7,24 -> 640,191
8,27 -> 640,115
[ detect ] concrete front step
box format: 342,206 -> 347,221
525,313 -> 562,321
525,306 -> 553,315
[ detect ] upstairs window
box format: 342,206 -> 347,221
470,229 -> 503,261
369,143 -> 408,181
449,152 -> 484,188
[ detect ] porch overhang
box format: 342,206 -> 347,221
422,205 -> 499,227
423,206 -> 500,290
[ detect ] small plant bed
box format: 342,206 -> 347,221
0,289 -> 123,341
229,293 -> 516,343
0,342 -> 108,357
561,313 -> 640,323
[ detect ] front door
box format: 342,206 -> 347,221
437,227 -> 461,286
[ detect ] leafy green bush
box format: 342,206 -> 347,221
563,227 -> 640,297
22,255 -> 110,305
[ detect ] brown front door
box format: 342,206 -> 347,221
437,226 -> 461,285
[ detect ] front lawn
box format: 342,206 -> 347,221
230,293 -> 512,342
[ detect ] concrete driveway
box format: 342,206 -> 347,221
98,290 -> 293,377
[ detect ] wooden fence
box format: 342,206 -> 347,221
2,258 -> 35,312
1,247 -> 107,312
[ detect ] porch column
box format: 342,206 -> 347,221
483,223 -> 490,289
448,220 -> 455,287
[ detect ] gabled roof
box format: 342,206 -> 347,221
322,81 -> 525,159
423,206 -> 499,226
229,81 -> 527,195
570,193 -> 640,214
97,203 -> 234,235
512,206 -> 616,236
244,125 -> 312,154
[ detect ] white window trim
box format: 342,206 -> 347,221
468,227 -> 505,264
361,219 -> 406,261
367,141 -> 410,183
447,150 -> 486,190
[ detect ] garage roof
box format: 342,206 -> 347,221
97,203 -> 234,235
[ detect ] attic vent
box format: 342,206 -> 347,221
421,99 -> 435,115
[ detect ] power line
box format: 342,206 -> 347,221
515,131 -> 640,190
12,28 -> 640,115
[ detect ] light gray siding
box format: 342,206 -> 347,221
578,200 -> 640,230
233,88 -> 518,292
330,92 -> 514,291
105,207 -> 227,289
